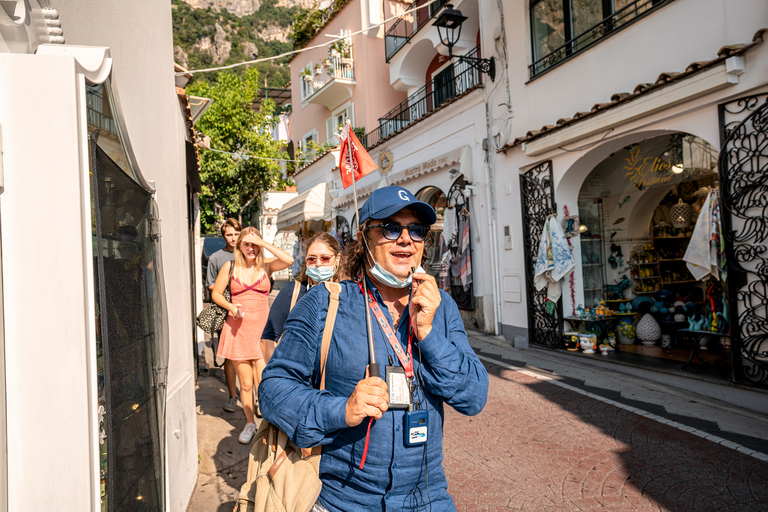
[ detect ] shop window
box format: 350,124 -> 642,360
418,180 -> 474,309
87,79 -> 164,511
573,133 -> 730,376
529,0 -> 673,77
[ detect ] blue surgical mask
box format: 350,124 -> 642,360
368,250 -> 425,288
306,265 -> 336,283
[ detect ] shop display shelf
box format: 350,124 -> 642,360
605,299 -> 631,302
654,236 -> 692,239
581,238 -> 602,242
582,263 -> 602,267
584,287 -> 603,292
633,290 -> 657,294
663,280 -> 698,285
636,275 -> 662,280
630,261 -> 660,266
659,258 -> 684,262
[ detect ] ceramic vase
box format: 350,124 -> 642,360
637,313 -> 661,344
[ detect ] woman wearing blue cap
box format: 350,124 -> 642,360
260,185 -> 489,511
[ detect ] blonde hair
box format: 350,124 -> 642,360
232,226 -> 265,281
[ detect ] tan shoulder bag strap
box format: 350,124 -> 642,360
289,280 -> 302,312
319,281 -> 342,391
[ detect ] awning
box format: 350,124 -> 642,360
276,182 -> 333,231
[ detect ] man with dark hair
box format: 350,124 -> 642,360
260,186 -> 488,511
207,217 -> 241,413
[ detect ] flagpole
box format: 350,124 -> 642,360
346,120 -> 378,376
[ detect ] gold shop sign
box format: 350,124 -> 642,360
403,154 -> 451,179
623,147 -> 673,188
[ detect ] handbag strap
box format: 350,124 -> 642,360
319,281 -> 341,391
289,281 -> 302,312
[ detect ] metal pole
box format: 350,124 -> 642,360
347,121 -> 378,374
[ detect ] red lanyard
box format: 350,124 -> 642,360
359,282 -> 414,378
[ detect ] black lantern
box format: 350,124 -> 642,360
433,4 -> 495,81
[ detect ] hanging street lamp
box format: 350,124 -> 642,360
433,4 -> 495,81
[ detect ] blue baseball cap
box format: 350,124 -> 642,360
359,186 -> 437,226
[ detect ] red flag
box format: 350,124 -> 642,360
339,123 -> 377,189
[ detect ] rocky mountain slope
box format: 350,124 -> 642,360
173,0 -> 307,86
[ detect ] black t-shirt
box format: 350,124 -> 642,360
261,281 -> 308,341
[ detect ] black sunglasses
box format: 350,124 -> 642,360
367,222 -> 429,242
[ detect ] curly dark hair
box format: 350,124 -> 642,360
340,218 -> 434,281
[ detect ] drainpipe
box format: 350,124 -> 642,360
484,104 -> 502,336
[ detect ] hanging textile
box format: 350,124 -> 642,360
534,215 -> 576,307
450,209 -> 472,291
684,188 -> 727,282
442,206 -> 458,248
291,237 -> 305,276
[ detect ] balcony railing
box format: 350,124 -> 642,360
362,45 -> 483,149
530,0 -> 673,78
301,55 -> 355,102
385,0 -> 449,62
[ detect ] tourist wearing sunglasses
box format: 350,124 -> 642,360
259,232 -> 342,367
260,185 -> 488,512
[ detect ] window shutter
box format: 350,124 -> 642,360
326,116 -> 335,142
346,104 -> 355,128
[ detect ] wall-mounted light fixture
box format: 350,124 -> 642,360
433,4 -> 495,81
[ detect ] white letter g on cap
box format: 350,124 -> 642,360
398,190 -> 409,201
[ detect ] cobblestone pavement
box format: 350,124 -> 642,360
443,361 -> 768,511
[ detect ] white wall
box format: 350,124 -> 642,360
54,1 -> 199,508
484,0 -> 768,339
0,0 -> 198,509
0,53 -> 98,512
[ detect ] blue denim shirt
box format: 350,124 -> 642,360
259,278 -> 489,511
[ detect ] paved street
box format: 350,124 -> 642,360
188,322 -> 768,511
444,360 -> 768,511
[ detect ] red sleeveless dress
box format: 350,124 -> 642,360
217,273 -> 271,361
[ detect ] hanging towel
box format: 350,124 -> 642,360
442,206 -> 458,248
534,215 -> 576,304
450,211 -> 473,291
684,189 -> 726,281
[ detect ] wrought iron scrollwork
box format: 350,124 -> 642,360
718,93 -> 768,388
520,161 -> 563,348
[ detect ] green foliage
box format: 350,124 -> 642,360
188,69 -> 291,233
290,0 -> 350,49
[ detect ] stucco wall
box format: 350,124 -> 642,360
483,0 -> 768,340
55,1 -> 198,509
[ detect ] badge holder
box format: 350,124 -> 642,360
385,366 -> 411,410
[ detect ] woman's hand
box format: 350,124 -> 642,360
229,303 -> 243,317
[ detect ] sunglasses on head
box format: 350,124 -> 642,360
368,221 -> 429,242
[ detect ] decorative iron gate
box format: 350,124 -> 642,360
520,161 -> 563,347
718,94 -> 768,389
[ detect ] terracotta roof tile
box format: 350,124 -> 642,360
500,27 -> 766,152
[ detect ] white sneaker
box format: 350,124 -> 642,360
238,422 -> 258,444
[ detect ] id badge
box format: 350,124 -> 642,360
385,366 -> 412,409
405,410 -> 428,446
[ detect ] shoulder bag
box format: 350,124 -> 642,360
234,281 -> 342,512
196,262 -> 234,333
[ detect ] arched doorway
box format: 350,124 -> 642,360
575,132 -> 730,377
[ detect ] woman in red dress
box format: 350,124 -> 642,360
211,227 -> 294,443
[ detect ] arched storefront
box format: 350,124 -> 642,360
570,132 -> 730,377
416,176 -> 475,310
